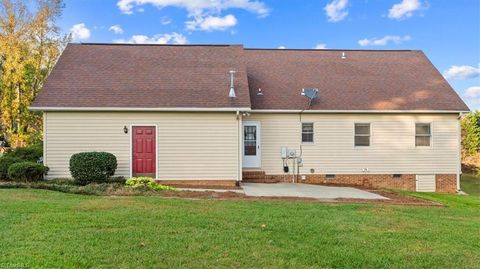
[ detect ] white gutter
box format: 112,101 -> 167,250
250,109 -> 470,114
30,106 -> 468,114
30,106 -> 252,112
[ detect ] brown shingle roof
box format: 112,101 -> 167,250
245,49 -> 468,111
32,44 -> 469,112
32,44 -> 251,109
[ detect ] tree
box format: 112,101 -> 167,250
0,0 -> 68,147
461,111 -> 480,174
461,111 -> 480,157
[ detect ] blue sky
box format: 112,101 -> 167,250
60,0 -> 479,109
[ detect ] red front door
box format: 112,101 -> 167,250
132,126 -> 156,178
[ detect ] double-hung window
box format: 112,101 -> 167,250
415,123 -> 431,147
302,123 -> 314,143
354,123 -> 370,147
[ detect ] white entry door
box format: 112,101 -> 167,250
243,121 -> 261,168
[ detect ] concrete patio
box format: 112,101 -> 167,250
241,183 -> 389,200
178,183 -> 389,200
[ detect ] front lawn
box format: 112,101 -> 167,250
461,174 -> 480,196
0,189 -> 479,268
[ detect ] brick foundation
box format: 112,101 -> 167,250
243,171 -> 458,193
435,174 -> 457,193
156,180 -> 238,189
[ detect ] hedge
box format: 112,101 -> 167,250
4,144 -> 43,162
7,161 -> 49,182
69,152 -> 117,185
0,157 -> 23,180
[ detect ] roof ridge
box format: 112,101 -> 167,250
75,43 -> 243,47
72,43 -> 417,52
245,48 -> 417,52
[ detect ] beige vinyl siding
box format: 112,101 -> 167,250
44,112 -> 239,180
246,113 -> 459,175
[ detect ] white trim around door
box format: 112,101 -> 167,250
242,121 -> 261,168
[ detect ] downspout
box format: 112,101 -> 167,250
297,109 -> 305,183
457,112 -> 463,191
236,111 -> 241,187
43,112 -> 47,179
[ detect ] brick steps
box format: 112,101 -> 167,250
242,171 -> 291,183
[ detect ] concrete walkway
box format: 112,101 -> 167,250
242,183 -> 388,200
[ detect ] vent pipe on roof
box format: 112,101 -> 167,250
229,70 -> 236,98
341,52 -> 346,59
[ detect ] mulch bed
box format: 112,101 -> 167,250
0,180 -> 441,206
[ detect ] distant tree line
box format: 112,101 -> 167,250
461,111 -> 480,174
0,0 -> 68,147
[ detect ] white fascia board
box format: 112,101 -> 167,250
29,107 -> 252,112
250,109 -> 469,114
29,107 -> 469,114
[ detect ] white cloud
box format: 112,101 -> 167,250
114,32 -> 188,44
161,16 -> 172,25
70,23 -> 91,40
117,0 -> 267,32
388,0 -> 422,20
358,35 -> 411,46
444,65 -> 480,80
465,86 -> 480,98
109,24 -> 124,34
324,0 -> 348,22
117,0 -> 269,17
464,86 -> 480,108
186,14 -> 237,31
277,46 -> 286,49
314,43 -> 327,49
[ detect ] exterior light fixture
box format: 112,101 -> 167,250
123,126 -> 128,134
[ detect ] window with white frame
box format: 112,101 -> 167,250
415,123 -> 431,147
354,123 -> 370,147
302,123 -> 314,143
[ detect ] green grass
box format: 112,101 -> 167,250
0,189 -> 479,268
461,174 -> 480,196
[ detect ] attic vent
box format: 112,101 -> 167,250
257,88 -> 263,96
301,88 -> 319,107
229,70 -> 236,98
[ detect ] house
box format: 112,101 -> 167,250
30,43 -> 469,192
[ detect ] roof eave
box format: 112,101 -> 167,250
29,106 -> 252,112
249,109 -> 470,114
